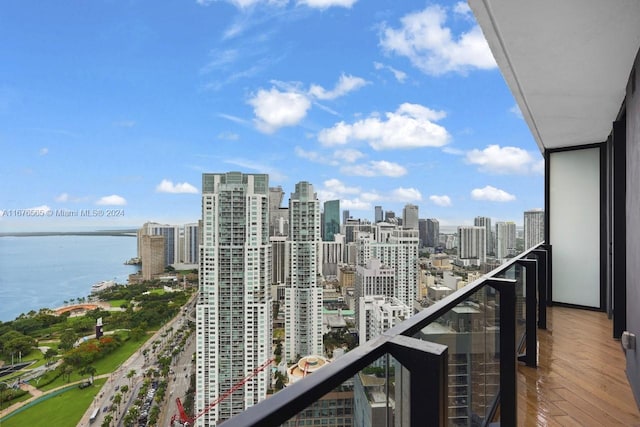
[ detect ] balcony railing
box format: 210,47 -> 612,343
219,243 -> 549,427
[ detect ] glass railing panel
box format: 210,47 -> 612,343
411,285 -> 500,427
277,355 -> 395,427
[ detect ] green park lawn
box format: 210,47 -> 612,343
0,379 -> 106,427
108,299 -> 128,308
0,391 -> 31,411
38,333 -> 149,392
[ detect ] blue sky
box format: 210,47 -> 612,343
0,0 -> 543,231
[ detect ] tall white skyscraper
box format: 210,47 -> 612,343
285,182 -> 323,362
356,224 -> 419,309
458,226 -> 487,265
474,216 -> 493,255
196,172 -> 272,426
524,209 -> 545,250
402,204 -> 419,230
495,221 -> 517,260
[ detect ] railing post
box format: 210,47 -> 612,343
387,336 -> 448,427
532,248 -> 548,329
517,259 -> 537,368
487,278 -> 517,427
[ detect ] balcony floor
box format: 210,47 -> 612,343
518,306 -> 640,426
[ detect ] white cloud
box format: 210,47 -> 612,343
471,186 -> 515,202
453,1 -> 472,17
374,62 -> 408,83
96,195 -> 127,206
197,0 -> 356,9
308,74 -> 368,100
297,0 -> 357,9
197,0 -> 279,8
55,193 -> 69,202
391,187 -> 422,202
322,178 -> 360,196
430,194 -> 452,207
340,198 -> 371,210
319,102 -> 449,150
466,144 -> 539,174
156,179 -> 199,194
341,160 -> 407,177
379,5 -> 497,76
218,113 -> 250,125
333,149 -> 364,163
532,159 -> 545,175
295,146 -> 328,163
224,158 -> 287,182
200,49 -> 239,74
248,88 -> 311,133
510,104 -> 524,119
39,147 -> 48,156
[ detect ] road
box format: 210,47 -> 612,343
78,295 -> 196,427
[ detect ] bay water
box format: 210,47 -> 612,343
0,235 -> 140,322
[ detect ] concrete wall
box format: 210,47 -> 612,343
626,49 -> 640,406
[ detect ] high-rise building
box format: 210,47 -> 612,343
458,226 -> 487,265
183,223 -> 199,264
418,219 -> 427,248
474,216 -> 493,255
356,225 -> 419,310
342,209 -> 350,225
402,204 -> 419,230
196,172 -> 272,426
269,186 -> 289,237
384,210 -> 395,222
285,182 -> 323,362
374,205 -> 383,223
139,222 -> 181,266
354,259 -> 396,332
140,235 -> 165,280
524,209 -> 545,250
495,221 -> 517,260
426,218 -> 440,248
358,295 -> 411,346
323,200 -> 340,242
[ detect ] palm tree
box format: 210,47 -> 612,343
113,392 -> 122,411
80,365 -> 97,383
127,369 -> 136,386
128,406 -> 139,423
44,348 -> 57,365
101,414 -> 113,427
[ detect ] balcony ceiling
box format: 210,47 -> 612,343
469,0 -> 640,153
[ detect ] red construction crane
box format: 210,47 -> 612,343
171,358 -> 273,426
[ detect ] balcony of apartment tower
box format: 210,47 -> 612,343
210,2 -> 640,426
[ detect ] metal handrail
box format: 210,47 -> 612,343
219,243 -> 548,427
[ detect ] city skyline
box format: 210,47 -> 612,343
1,1 -> 543,231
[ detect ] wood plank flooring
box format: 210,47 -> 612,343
517,306 -> 640,426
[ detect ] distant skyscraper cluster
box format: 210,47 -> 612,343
184,170 -> 546,424
137,221 -> 200,280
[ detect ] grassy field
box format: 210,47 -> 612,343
0,391 -> 31,411
0,379 -> 106,427
107,299 -> 127,308
38,333 -> 149,392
